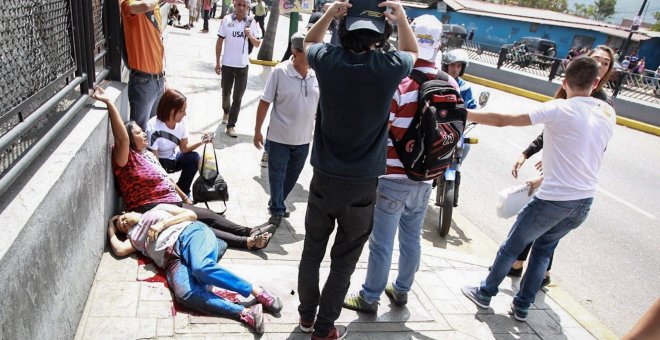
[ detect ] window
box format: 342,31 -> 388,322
530,23 -> 539,32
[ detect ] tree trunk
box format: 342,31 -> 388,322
257,0 -> 280,61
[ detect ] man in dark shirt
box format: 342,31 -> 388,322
296,1 -> 418,339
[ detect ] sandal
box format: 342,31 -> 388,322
247,232 -> 272,250
249,223 -> 277,238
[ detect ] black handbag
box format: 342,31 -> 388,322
192,144 -> 228,213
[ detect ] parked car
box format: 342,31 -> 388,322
442,24 -> 467,50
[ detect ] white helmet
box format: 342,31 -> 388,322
442,49 -> 470,76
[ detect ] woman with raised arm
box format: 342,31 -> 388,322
93,87 -> 274,250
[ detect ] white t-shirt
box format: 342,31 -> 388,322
218,14 -> 262,68
261,60 -> 319,145
146,116 -> 189,160
528,96 -> 615,201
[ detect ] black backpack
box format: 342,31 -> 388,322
388,69 -> 467,181
245,16 -> 254,54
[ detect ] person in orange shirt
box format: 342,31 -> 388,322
121,0 -> 176,131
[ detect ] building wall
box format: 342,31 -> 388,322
406,7 -> 622,59
638,38 -> 660,70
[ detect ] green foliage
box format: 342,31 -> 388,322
480,0 -> 568,12
569,0 -> 616,21
653,12 -> 660,32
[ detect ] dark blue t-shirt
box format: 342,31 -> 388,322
307,43 -> 413,179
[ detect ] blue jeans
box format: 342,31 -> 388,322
361,178 -> 432,303
167,222 -> 253,318
480,197 -> 593,309
267,140 -> 309,216
128,74 -> 164,131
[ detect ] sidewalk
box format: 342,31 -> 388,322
75,12 -> 605,340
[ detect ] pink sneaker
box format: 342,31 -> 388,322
239,304 -> 264,334
255,287 -> 283,314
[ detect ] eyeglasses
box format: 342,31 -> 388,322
301,77 -> 307,97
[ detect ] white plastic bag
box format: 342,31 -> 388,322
495,184 -> 533,219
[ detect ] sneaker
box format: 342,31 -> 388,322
268,214 -> 283,226
260,151 -> 268,168
311,325 -> 347,340
200,29 -> 209,33
283,210 -> 290,218
255,287 -> 283,314
461,286 -> 491,309
222,113 -> 229,124
541,275 -> 551,287
384,283 -> 408,306
342,291 -> 378,313
299,317 -> 314,333
239,304 -> 264,334
226,127 -> 237,138
509,302 -> 529,322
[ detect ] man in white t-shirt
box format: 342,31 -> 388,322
253,33 -> 319,227
214,0 -> 261,138
460,56 -> 615,322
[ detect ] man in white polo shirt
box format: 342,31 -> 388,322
253,33 -> 319,227
215,0 -> 261,137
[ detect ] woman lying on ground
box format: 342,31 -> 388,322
93,87 -> 274,250
107,204 -> 283,334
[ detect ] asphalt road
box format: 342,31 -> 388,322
452,83 -> 660,336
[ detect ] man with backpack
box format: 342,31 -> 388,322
215,0 -> 261,138
342,14 -> 462,314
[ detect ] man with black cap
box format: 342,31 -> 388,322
297,1 -> 418,339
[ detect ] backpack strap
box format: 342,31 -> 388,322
409,69 -> 428,86
151,130 -> 181,146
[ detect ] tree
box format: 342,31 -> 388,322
652,12 -> 660,31
481,0 -> 567,12
256,0 -> 280,61
593,0 -> 616,21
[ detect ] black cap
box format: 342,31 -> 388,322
346,0 -> 386,34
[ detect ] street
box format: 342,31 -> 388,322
450,82 -> 660,336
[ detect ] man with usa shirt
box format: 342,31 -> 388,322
214,0 -> 261,138
343,14 -> 459,314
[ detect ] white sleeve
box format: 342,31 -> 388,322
179,120 -> 189,140
218,17 -> 226,37
528,100 -> 560,125
260,67 -> 280,103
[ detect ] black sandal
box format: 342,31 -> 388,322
248,232 -> 272,250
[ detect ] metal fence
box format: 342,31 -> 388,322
0,0 -> 113,197
459,41 -> 660,104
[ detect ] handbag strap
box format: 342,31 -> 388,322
203,200 -> 227,215
199,143 -> 220,176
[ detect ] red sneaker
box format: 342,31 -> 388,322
239,304 -> 264,334
255,287 -> 283,314
299,317 -> 314,333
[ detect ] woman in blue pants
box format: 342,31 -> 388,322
107,204 -> 283,334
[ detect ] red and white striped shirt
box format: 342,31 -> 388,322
385,60 -> 460,179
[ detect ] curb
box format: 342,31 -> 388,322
449,209 -> 619,339
250,58 -> 279,66
463,74 -> 660,136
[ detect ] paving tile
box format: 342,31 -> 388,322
137,300 -> 176,318
494,334 -> 542,340
81,316 -> 156,340
545,308 -> 581,328
140,281 -> 173,301
525,309 -> 565,338
157,317 -> 175,337
89,281 -> 140,317
94,252 -> 138,282
476,314 -> 535,334
563,327 -> 597,340
443,314 -> 498,339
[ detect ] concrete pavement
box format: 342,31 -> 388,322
74,11 -> 610,340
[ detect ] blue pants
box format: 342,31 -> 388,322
361,178 -> 433,303
167,222 -> 253,318
480,197 -> 592,309
267,140 -> 309,216
128,74 -> 164,131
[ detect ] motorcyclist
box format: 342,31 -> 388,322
442,49 -> 477,109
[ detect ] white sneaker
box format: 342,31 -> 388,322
260,152 -> 268,168
222,113 -> 229,124
226,127 -> 238,138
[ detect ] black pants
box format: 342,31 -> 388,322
518,242 -> 553,271
255,14 -> 266,35
210,3 -> 217,17
298,171 -> 377,336
135,203 -> 252,248
221,65 -> 249,128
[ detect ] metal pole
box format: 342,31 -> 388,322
618,0 -> 648,62
289,12 -> 299,39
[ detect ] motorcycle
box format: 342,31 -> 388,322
436,91 -> 490,237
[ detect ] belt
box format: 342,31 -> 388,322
130,69 -> 165,79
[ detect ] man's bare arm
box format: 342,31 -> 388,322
467,110 -> 532,127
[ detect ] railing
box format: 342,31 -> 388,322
0,0 -> 114,197
456,41 -> 660,105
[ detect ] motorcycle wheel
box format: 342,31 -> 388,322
438,179 -> 455,237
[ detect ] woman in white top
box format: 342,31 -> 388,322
147,89 -> 212,197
